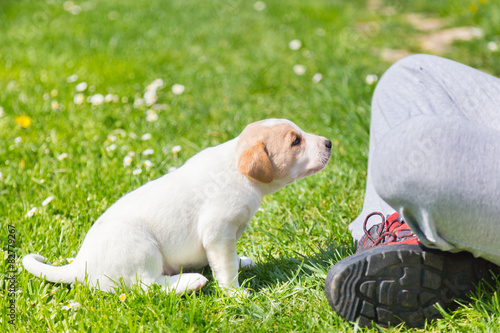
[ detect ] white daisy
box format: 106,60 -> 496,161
288,39 -> 302,50
312,73 -> 323,83
141,133 -> 152,141
62,301 -> 81,310
150,79 -> 164,90
146,110 -> 158,122
74,93 -> 85,105
57,153 -> 68,161
90,94 -> 104,105
142,148 -> 154,156
144,90 -> 157,106
171,84 -> 185,95
293,65 -> 306,75
487,41 -> 498,52
42,196 -> 54,206
106,144 -> 116,152
26,207 -> 37,217
75,82 -> 87,92
133,168 -> 142,175
105,94 -> 114,102
123,155 -> 133,166
66,74 -> 78,83
365,74 -> 378,85
172,145 -> 182,153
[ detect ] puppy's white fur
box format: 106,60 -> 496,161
23,119 -> 331,294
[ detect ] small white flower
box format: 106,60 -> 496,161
171,84 -> 185,95
0,171 -> 3,180
74,93 -> 85,105
58,153 -> 68,161
487,41 -> 498,52
14,137 -> 22,144
288,39 -> 302,50
168,167 -> 177,173
66,74 -> 78,83
293,65 -> 306,75
141,133 -> 152,141
142,148 -> 154,156
42,196 -> 54,206
150,79 -> 164,90
134,98 -> 145,107
107,134 -> 117,142
123,155 -> 132,166
106,144 -> 117,152
0,106 -> 4,117
51,101 -> 59,110
90,94 -> 104,105
146,110 -> 158,122
51,90 -> 58,97
62,301 -> 81,310
144,90 -> 157,106
104,94 -> 114,103
75,82 -> 88,92
143,160 -> 152,168
127,151 -> 136,157
133,168 -> 142,175
312,73 -> 323,83
67,257 -> 74,263
253,1 -> 266,11
172,145 -> 182,153
365,74 -> 378,85
26,207 -> 37,217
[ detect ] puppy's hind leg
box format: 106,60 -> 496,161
156,273 -> 208,295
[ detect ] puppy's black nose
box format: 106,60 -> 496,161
325,139 -> 332,149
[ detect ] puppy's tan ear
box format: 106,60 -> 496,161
238,141 -> 274,184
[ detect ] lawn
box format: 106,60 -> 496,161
1,0 -> 499,331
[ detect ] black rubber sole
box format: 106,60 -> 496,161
325,244 -> 498,328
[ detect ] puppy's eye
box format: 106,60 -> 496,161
291,137 -> 301,147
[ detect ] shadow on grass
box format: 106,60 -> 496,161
236,241 -> 356,293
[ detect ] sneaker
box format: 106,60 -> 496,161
325,212 -> 499,328
356,212 -> 419,252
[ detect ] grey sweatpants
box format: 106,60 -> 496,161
348,54 -> 500,266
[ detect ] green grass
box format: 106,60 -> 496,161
1,0 -> 499,331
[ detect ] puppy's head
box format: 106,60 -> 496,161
236,119 -> 331,187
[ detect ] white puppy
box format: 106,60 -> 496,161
23,119 -> 332,294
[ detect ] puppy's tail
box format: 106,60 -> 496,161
22,254 -> 79,284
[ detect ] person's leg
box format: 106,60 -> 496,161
328,55 -> 500,328
350,54 -> 500,243
372,115 -> 500,265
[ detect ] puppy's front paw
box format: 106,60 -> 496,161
239,256 -> 255,268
